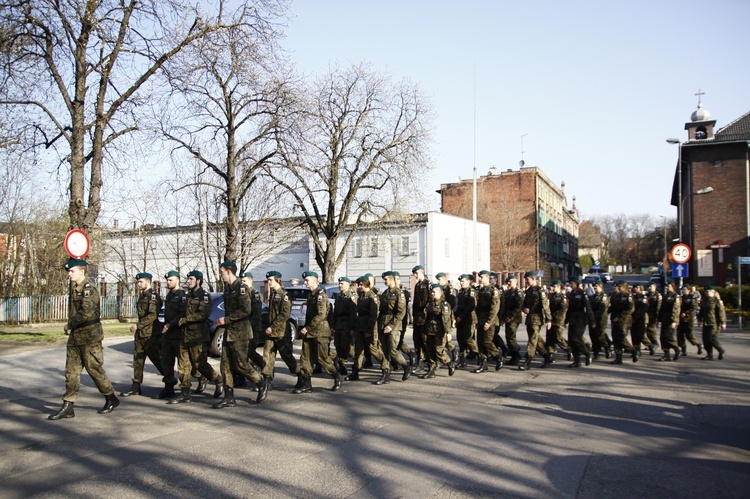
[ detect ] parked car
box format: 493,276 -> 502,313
582,275 -> 603,287
599,272 -> 613,283
285,283 -> 340,335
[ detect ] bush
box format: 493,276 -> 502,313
710,285 -> 750,310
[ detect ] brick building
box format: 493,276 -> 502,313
670,102 -> 750,286
438,166 -> 579,282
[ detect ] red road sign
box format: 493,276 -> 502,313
64,229 -> 90,259
670,243 -> 691,264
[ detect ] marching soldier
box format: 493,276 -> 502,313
501,274 -> 524,366
646,282 -> 662,353
419,284 -> 456,379
240,272 -> 266,370
697,286 -> 726,360
49,259 -> 119,420
351,276 -> 392,384
454,274 -> 479,367
658,281 -> 682,361
411,265 -> 431,369
262,271 -> 304,389
630,284 -> 653,354
589,281 -> 612,359
435,272 -> 458,360
295,271 -> 343,394
169,270 -> 223,404
678,286 -> 703,356
490,272 -> 509,366
122,272 -> 163,397
332,276 -> 357,376
520,271 -> 550,371
378,271 -> 412,381
542,279 -> 570,367
473,270 -> 501,373
565,276 -> 594,367
212,261 -> 268,408
159,270 -> 185,400
608,280 -> 639,364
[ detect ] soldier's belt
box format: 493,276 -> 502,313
72,319 -> 101,331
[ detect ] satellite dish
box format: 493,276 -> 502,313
518,160 -> 525,167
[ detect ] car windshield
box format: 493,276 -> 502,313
286,288 -> 310,301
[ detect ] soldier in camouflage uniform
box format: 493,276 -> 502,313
473,270 -> 501,373
158,270 -> 185,400
501,274 -> 524,366
542,279 -> 570,367
608,281 -> 639,364
435,272 -> 458,360
589,282 -> 612,359
295,271 -> 343,394
241,272 -> 266,370
630,284 -> 654,354
678,286 -> 703,356
169,270 -> 223,404
646,282 -> 662,352
49,259 -> 119,420
378,271 -> 412,381
519,271 -> 551,371
697,286 -> 726,360
351,276 -> 392,384
419,284 -> 457,379
332,276 -> 357,376
212,261 -> 268,408
262,271 -> 303,389
565,276 -> 594,367
490,272 -> 508,365
411,265 -> 431,369
658,281 -> 682,361
121,272 -> 163,397
454,274 -> 479,367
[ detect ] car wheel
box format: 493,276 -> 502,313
210,328 -> 225,357
287,321 -> 298,342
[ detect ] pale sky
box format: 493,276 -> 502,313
281,0 -> 750,220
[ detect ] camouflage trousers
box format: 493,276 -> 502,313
262,336 -> 300,378
221,340 -> 261,389
425,334 -> 451,367
630,321 -> 652,349
332,329 -> 354,364
353,329 -> 389,370
381,328 -> 409,369
677,322 -> 701,348
611,320 -> 636,355
455,320 -> 478,355
702,326 -> 723,356
477,323 -> 499,360
178,341 -> 219,389
567,321 -> 591,357
132,335 -> 163,384
64,342 -> 114,403
524,319 -> 546,359
544,324 -> 569,355
660,323 -> 680,352
300,336 -> 336,378
505,321 -> 520,354
646,315 -> 659,345
160,335 -> 181,386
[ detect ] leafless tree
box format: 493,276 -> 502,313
268,63 -> 433,282
0,0 -> 288,231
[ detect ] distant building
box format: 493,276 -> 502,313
438,166 -> 580,282
670,99 -> 750,286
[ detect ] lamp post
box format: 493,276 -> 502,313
667,138 -> 682,242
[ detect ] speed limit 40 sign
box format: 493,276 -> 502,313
670,243 -> 691,264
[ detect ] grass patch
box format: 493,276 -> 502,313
0,321 -> 134,344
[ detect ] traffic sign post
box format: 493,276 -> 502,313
737,257 -> 750,330
670,243 -> 691,264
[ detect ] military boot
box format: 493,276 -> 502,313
156,383 -> 176,400
293,376 -> 313,394
48,401 -> 75,420
701,354 -> 714,360
566,349 -> 573,361
718,349 -> 725,360
632,348 -> 640,363
256,378 -> 269,403
374,369 -> 391,385
263,375 -> 274,390
331,372 -> 343,392
648,344 -> 656,356
293,372 -> 306,389
604,347 -> 612,359
659,352 -> 672,361
681,345 -> 687,356
121,382 -> 141,397
472,358 -> 488,373
697,344 -> 704,355
611,354 -> 623,365
585,351 -> 593,366
518,357 -> 532,371
97,393 -> 120,414
495,355 -> 504,371
420,365 -> 436,379
168,388 -> 192,404
448,361 -> 456,377
568,356 -> 581,368
213,376 -> 224,399
673,348 -> 681,361
337,360 -> 348,376
195,377 -> 208,394
540,354 -> 551,368
346,366 -> 359,381
507,352 -> 520,366
312,363 -> 323,374
457,353 -> 467,368
212,388 -> 236,408
401,364 -> 412,381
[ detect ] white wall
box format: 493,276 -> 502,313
425,212 -> 490,281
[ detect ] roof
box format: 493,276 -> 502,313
713,110 -> 750,142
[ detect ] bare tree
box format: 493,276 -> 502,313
0,0 -> 287,231
268,63 -> 433,282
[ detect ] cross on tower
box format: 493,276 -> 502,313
695,88 -> 705,105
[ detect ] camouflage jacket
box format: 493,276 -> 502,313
222,278 -> 252,342
183,287 -> 212,345
67,281 -> 104,346
135,288 -> 162,338
267,287 -> 291,339
304,286 -> 331,338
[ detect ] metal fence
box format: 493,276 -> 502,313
0,295 -> 138,324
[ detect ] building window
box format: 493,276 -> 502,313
400,236 -> 410,256
369,238 -> 378,257
354,238 -> 362,258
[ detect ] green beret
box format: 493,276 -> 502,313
135,272 -> 152,280
435,272 -> 446,279
616,279 -> 627,285
507,274 -> 517,280
220,260 -> 237,270
478,270 -> 490,276
302,271 -> 318,279
382,270 -> 396,278
430,283 -> 442,290
363,273 -> 373,279
569,276 -> 579,283
490,272 -> 498,278
666,278 -> 675,284
459,274 -> 473,280
241,271 -> 254,279
412,265 -> 424,273
355,276 -> 367,283
338,276 -> 351,283
552,279 -> 562,285
164,270 -> 180,279
64,258 -> 87,270
524,271 -> 536,278
187,270 -> 203,279
706,285 -> 715,290
266,270 -> 282,279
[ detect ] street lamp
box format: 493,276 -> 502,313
666,138 -> 682,242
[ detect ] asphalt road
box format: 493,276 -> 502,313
1,323 -> 749,498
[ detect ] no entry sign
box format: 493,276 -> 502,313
64,229 -> 90,259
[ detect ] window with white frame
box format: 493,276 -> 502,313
400,236 -> 410,255
369,237 -> 378,257
354,238 -> 362,258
